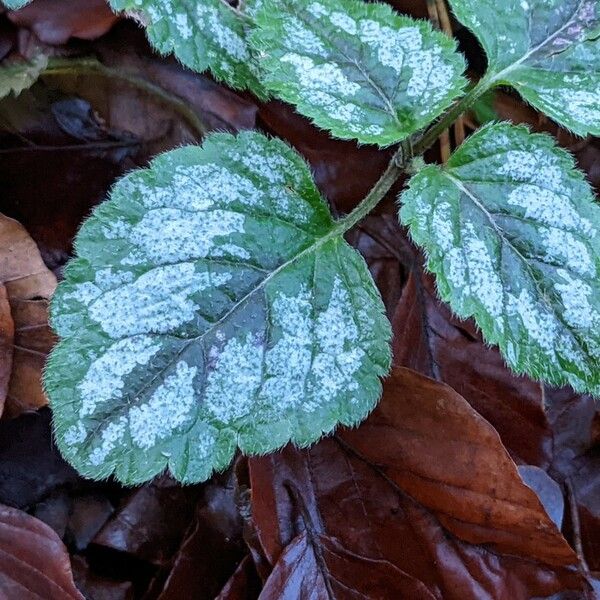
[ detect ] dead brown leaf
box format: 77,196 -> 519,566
0,213 -> 56,417
250,368 -> 586,599
0,502 -> 83,599
7,0 -> 118,45
392,262 -> 553,468
0,284 -> 14,411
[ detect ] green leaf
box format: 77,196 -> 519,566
1,0 -> 31,8
108,0 -> 265,96
0,54 -> 48,99
448,0 -> 600,136
400,122 -> 600,395
470,90 -> 500,125
250,0 -> 466,145
45,132 -> 391,485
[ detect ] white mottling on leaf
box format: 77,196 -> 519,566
284,16 -> 327,55
129,361 -> 198,449
539,227 -> 594,276
555,270 -> 598,330
89,417 -> 128,467
329,12 -> 357,35
204,333 -> 263,422
309,277 -> 365,410
462,224 -> 503,318
95,268 -> 136,290
127,207 -> 247,264
89,263 -> 231,338
62,282 -> 102,306
196,4 -> 249,60
63,423 -> 87,446
507,184 -> 592,234
174,13 -> 191,39
260,286 -> 312,410
507,289 -> 557,355
78,336 -> 161,418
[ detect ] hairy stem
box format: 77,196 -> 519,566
42,57 -> 207,139
338,75 -> 493,234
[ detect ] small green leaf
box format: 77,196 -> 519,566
0,54 -> 48,99
250,0 -> 466,145
45,132 -> 391,485
108,0 -> 265,96
449,0 -> 600,136
400,122 -> 600,395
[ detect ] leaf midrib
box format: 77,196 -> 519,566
110,221 -> 349,414
287,3 -> 405,130
492,0 -> 590,81
441,170 -> 593,361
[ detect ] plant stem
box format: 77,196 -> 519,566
338,75 -> 493,234
336,149 -> 406,232
41,57 -> 207,139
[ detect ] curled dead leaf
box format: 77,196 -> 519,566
0,213 -> 56,417
0,503 -> 83,599
340,368 -> 576,567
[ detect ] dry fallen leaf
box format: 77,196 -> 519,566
0,502 -> 83,599
393,263 -> 553,468
0,213 -> 56,417
0,284 -> 14,412
250,368 -> 586,599
7,0 -> 118,46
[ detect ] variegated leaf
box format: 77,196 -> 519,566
250,0 -> 466,145
400,122 -> 600,395
108,0 -> 265,96
45,132 -> 391,485
449,0 -> 600,136
1,0 -> 31,8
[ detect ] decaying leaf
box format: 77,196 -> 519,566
0,503 -> 83,599
250,368 -> 585,599
0,213 -> 56,417
6,0 -> 119,45
0,285 -> 13,415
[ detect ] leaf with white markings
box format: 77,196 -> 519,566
250,0 -> 466,145
108,0 -> 265,96
45,132 -> 391,485
0,54 -> 48,100
449,0 -> 600,136
400,122 -> 600,395
1,0 -> 31,7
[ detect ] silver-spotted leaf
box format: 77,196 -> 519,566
400,122 -> 600,395
250,0 -> 467,145
0,54 -> 47,99
45,132 -> 391,485
449,0 -> 600,136
108,0 -> 264,96
1,0 -> 31,7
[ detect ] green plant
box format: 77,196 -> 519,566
3,0 -> 599,485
